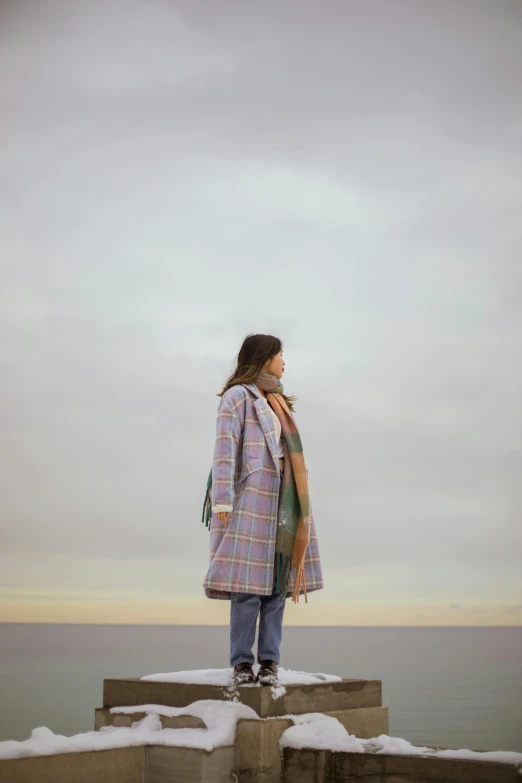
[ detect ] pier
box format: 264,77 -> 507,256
0,669 -> 520,782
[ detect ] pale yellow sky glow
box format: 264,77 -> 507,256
2,554 -> 521,627
1,588 -> 520,627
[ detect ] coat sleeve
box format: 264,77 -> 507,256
210,401 -> 242,512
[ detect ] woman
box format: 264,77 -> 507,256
202,334 -> 323,686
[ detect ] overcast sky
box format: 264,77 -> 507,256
1,0 -> 521,626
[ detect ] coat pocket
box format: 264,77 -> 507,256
238,456 -> 264,483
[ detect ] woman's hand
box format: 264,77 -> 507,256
217,511 -> 231,527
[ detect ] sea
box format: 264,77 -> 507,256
0,624 -> 520,753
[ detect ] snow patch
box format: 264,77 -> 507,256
140,665 -> 341,687
278,714 -> 522,771
0,700 -> 257,760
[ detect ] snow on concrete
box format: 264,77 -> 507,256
1,665 -> 521,771
140,665 -> 342,687
2,704 -> 522,770
111,699 -> 258,747
0,700 -> 258,760
279,713 -> 522,771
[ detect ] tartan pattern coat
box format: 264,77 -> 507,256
203,381 -> 324,600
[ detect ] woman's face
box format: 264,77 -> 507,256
263,348 -> 285,379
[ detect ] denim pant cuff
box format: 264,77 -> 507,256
232,658 -> 254,667
257,656 -> 279,664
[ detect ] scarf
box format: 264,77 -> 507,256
202,372 -> 311,604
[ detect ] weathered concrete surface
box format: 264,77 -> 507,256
94,707 -> 206,731
103,677 -> 382,718
0,746 -> 145,783
323,705 -> 389,738
282,746 -> 521,782
0,745 -> 235,783
282,747 -> 333,783
234,717 -> 294,783
232,708 -> 387,782
146,745 -> 234,783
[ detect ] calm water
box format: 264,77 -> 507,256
0,624 -> 521,753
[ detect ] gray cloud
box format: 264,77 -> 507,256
1,0 -> 521,613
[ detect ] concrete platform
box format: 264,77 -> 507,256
103,677 -> 382,718
0,746 -> 145,783
91,703 -> 389,783
0,745 -> 235,783
234,707 -> 389,783
282,746 -> 521,783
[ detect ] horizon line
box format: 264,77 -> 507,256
1,621 -> 520,628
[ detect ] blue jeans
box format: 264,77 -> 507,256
229,467 -> 287,667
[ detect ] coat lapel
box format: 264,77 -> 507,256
243,382 -> 280,471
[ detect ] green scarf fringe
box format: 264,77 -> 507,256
201,467 -> 213,528
274,551 -> 292,594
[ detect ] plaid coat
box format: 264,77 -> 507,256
203,381 -> 324,600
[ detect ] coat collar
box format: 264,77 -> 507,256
242,381 -> 264,400
242,382 -> 280,471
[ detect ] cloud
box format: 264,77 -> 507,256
0,0 -> 521,623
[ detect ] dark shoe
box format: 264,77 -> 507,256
257,659 -> 279,686
233,662 -> 256,685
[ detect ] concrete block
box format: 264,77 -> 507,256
332,749 -> 521,781
234,717 -> 294,783
282,746 -> 521,782
0,745 -> 236,783
146,744 -> 235,783
323,705 -> 389,738
94,707 -> 206,731
282,747 -> 333,783
0,746 -> 145,783
103,677 -> 382,718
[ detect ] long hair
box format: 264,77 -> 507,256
217,333 -> 298,412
